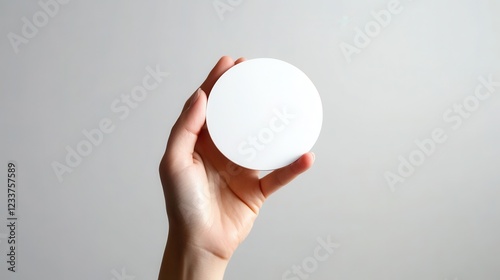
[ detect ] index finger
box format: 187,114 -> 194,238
200,56 -> 236,96
181,56 -> 236,113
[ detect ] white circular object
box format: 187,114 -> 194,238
206,58 -> 323,170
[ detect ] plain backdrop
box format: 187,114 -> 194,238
1,0 -> 500,279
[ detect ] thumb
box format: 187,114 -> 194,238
164,88 -> 207,170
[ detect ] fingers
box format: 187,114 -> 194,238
259,153 -> 315,198
164,88 -> 208,171
188,56 -> 245,127
200,56 -> 235,96
235,57 -> 246,64
163,56 -> 245,171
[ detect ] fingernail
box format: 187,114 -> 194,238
188,88 -> 201,109
311,152 -> 316,161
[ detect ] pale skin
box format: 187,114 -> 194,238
158,56 -> 315,279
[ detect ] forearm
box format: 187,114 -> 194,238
158,231 -> 229,280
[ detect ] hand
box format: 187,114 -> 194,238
158,56 -> 315,280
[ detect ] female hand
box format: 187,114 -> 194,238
158,56 -> 315,280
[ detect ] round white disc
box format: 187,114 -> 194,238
206,58 -> 323,170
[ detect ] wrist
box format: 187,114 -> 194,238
158,231 -> 229,280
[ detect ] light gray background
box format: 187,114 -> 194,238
1,0 -> 500,279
